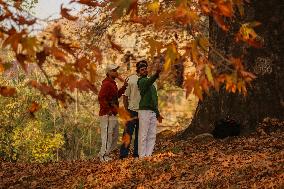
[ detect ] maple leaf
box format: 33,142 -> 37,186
89,63 -> 97,83
189,40 -> 199,64
117,107 -> 132,123
28,102 -> 41,116
21,36 -> 38,56
213,14 -> 229,31
216,0 -> 234,17
184,73 -> 195,98
76,79 -> 97,93
205,64 -> 214,85
61,5 -> 78,21
174,3 -> 198,25
122,133 -> 131,147
164,43 -> 179,72
193,80 -> 203,100
147,0 -> 160,14
15,16 -> 36,25
236,22 -> 263,48
198,36 -> 209,51
45,47 -> 68,62
110,0 -> 138,20
70,0 -> 103,7
146,37 -> 163,58
0,86 -> 17,97
3,29 -> 25,51
0,64 -> 4,73
233,0 -> 245,17
107,34 -> 123,53
36,51 -> 47,67
16,53 -> 29,72
92,47 -> 103,64
75,57 -> 90,73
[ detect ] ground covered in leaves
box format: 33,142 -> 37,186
1,119 -> 283,189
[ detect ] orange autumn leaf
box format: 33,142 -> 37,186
70,0 -> 103,7
60,5 -> 78,21
193,80 -> 203,100
117,107 -> 132,123
216,0 -> 234,17
92,47 -> 103,64
107,34 -> 123,53
184,73 -> 195,98
28,102 -> 41,114
0,64 -> 4,73
213,14 -> 229,31
0,86 -> 17,97
122,133 -> 131,147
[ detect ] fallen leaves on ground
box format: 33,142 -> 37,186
1,119 -> 283,189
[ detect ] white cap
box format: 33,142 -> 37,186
105,64 -> 120,74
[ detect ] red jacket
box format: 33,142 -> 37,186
98,77 -> 126,116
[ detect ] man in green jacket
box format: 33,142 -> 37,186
137,60 -> 163,158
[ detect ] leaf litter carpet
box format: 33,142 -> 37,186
1,118 -> 283,189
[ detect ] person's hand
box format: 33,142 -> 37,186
157,115 -> 163,123
123,77 -> 129,88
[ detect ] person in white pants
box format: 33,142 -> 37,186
99,115 -> 119,161
98,64 -> 127,162
137,60 -> 163,158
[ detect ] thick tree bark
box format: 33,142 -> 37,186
181,0 -> 284,138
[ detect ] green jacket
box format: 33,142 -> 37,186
137,73 -> 160,117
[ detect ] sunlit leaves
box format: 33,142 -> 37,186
233,0 -> 245,17
205,64 -> 214,85
61,5 -> 78,21
164,43 -> 179,72
92,47 -> 103,64
184,73 -> 195,98
174,3 -> 198,26
70,0 -> 103,7
109,0 -> 138,20
107,34 -> 124,53
3,29 -> 26,51
147,0 -> 160,14
198,36 -> 209,51
54,72 -> 97,93
236,22 -> 263,48
146,37 -> 164,58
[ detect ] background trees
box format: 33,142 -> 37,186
1,0 -> 282,162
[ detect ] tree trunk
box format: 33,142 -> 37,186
181,0 -> 284,138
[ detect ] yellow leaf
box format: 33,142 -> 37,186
146,37 -> 163,58
190,40 -> 199,63
164,43 -> 178,72
198,37 -> 209,51
205,64 -> 214,85
193,81 -> 203,100
147,0 -> 160,14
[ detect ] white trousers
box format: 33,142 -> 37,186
99,115 -> 119,158
138,110 -> 157,158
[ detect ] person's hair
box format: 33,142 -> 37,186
136,60 -> 148,73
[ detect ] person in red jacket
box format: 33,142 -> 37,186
98,64 -> 127,162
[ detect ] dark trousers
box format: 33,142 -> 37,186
120,109 -> 139,159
